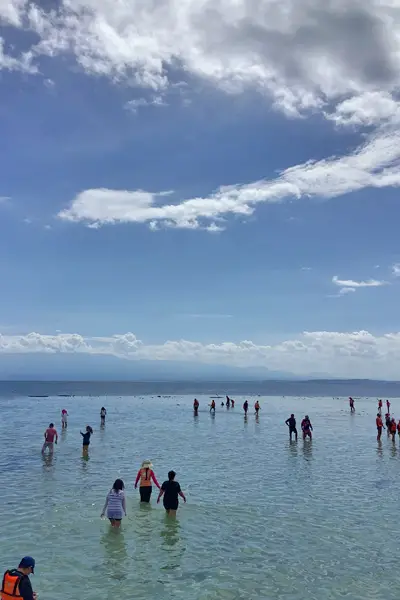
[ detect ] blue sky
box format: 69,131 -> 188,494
1,0 -> 400,378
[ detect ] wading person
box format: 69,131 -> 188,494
42,423 -> 58,455
134,460 -> 161,503
101,479 -> 126,528
157,470 -> 186,517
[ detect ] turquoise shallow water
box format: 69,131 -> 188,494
0,394 -> 399,600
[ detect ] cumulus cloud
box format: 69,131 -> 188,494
0,0 -> 400,120
2,330 -> 400,379
57,130 -> 400,230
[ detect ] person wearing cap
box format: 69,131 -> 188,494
134,460 -> 161,503
1,557 -> 37,600
301,415 -> 313,440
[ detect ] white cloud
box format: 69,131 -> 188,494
392,263 -> 400,277
332,275 -> 388,288
1,0 -> 400,122
3,329 -> 400,379
57,130 -> 400,229
124,95 -> 167,113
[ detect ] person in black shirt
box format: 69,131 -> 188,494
1,556 -> 37,600
157,470 -> 186,516
285,414 -> 298,441
80,425 -> 93,457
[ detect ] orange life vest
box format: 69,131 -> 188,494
139,468 -> 152,487
1,571 -> 24,600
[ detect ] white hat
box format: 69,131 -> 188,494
141,459 -> 153,469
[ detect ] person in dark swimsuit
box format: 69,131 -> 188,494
157,470 -> 186,517
80,425 -> 93,456
285,414 -> 298,441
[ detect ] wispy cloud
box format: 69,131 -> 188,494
124,95 -> 168,114
392,263 -> 400,277
58,131 -> 400,231
332,276 -> 388,289
330,275 -> 388,298
178,313 -> 233,319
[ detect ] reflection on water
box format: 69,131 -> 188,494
301,440 -> 313,461
288,440 -> 298,457
160,517 -> 185,571
101,529 -> 128,581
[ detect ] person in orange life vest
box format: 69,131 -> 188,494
134,460 -> 161,503
193,399 -> 199,414
378,399 -> 383,415
254,401 -> 260,415
390,418 -> 397,441
376,414 -> 384,441
1,557 -> 37,600
210,400 -> 216,413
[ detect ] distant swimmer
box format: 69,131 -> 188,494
386,400 -> 391,412
61,409 -> 68,429
378,399 -> 383,415
193,398 -> 199,414
226,396 -> 230,408
210,400 -> 216,414
390,418 -> 397,441
285,414 -> 298,441
157,470 -> 186,517
349,397 -> 355,413
80,425 -> 93,456
134,459 -> 161,503
100,407 -> 107,425
301,415 -> 313,440
101,479 -> 126,528
221,401 -> 225,407
243,400 -> 249,415
385,413 -> 391,435
376,413 -> 384,441
1,556 -> 37,600
42,423 -> 58,455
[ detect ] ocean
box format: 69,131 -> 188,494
0,391 -> 399,600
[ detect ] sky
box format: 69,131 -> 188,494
1,0 -> 400,379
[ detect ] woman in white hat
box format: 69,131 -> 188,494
134,460 -> 161,503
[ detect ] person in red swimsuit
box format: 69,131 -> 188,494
376,414 -> 384,441
301,415 -> 313,440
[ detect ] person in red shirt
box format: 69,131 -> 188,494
41,423 -> 58,455
389,418 -> 397,441
193,399 -> 199,415
378,399 -> 383,415
134,460 -> 161,503
376,414 -> 384,441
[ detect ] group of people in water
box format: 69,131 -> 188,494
194,396 -> 314,441
40,408 -> 187,528
375,398 -> 400,441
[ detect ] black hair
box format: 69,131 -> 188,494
86,425 -> 93,434
49,423 -> 54,428
168,470 -> 176,481
113,479 -> 124,491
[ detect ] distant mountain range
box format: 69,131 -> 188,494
0,353 -> 302,381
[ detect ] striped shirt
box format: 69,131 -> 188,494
104,490 -> 125,519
